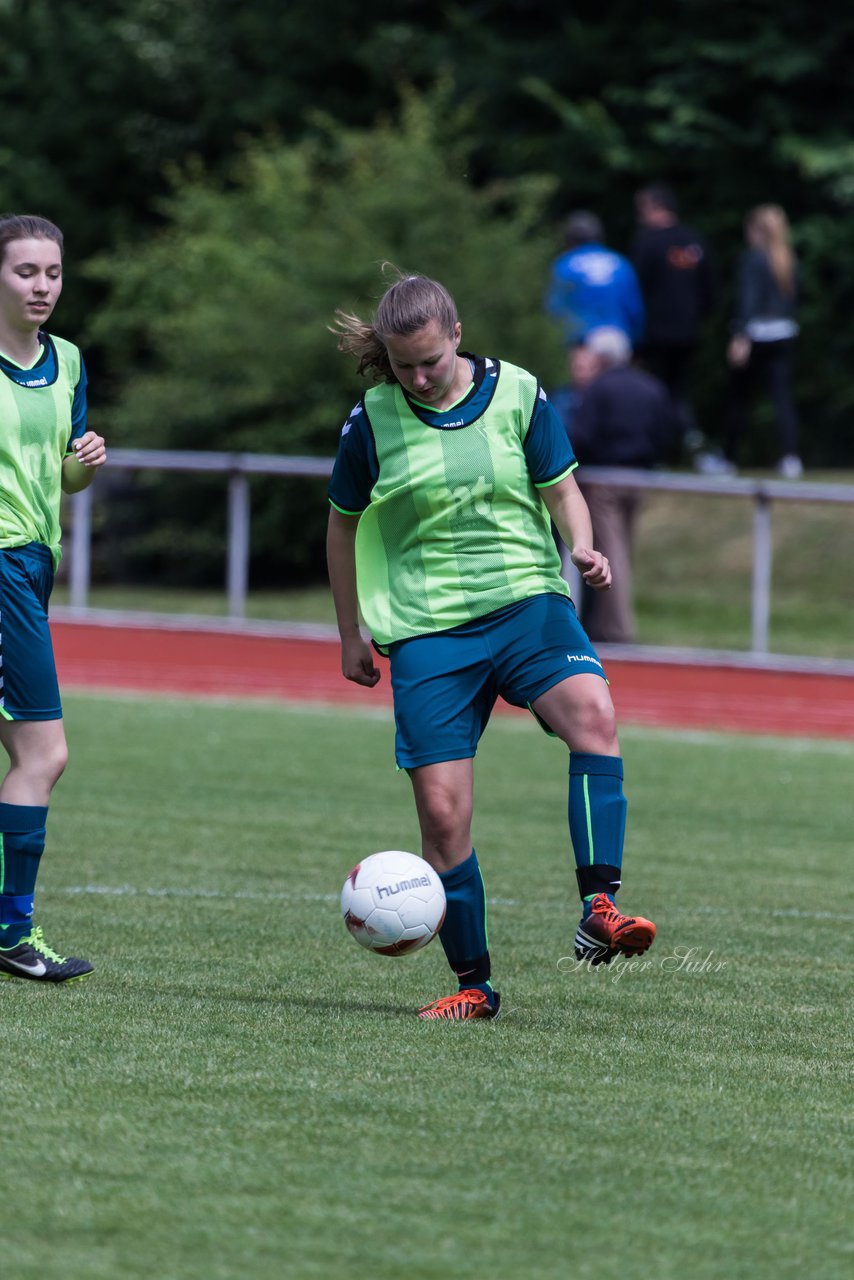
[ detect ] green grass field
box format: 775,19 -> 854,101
1,693 -> 851,1279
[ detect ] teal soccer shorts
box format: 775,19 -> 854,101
388,592 -> 606,769
0,543 -> 62,721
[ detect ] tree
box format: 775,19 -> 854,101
85,90 -> 562,582
4,0 -> 853,468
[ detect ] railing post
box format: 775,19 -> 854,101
68,485 -> 93,609
227,473 -> 250,619
751,493 -> 773,655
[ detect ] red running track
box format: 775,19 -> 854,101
51,620 -> 854,740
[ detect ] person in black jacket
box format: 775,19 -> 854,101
631,183 -> 716,456
722,205 -> 802,478
567,326 -> 680,644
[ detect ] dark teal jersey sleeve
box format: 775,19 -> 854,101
328,400 -> 379,514
523,387 -> 577,486
66,356 -> 88,449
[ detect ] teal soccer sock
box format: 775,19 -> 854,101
437,849 -> 494,998
568,754 -> 626,916
0,803 -> 48,948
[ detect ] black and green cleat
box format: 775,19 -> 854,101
0,926 -> 93,983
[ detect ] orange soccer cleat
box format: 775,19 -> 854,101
417,988 -> 501,1021
574,893 -> 656,966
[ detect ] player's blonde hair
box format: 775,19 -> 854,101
332,265 -> 459,383
746,205 -> 796,297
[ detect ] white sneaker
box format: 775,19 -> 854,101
777,454 -> 803,480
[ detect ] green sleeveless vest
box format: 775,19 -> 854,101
0,334 -> 81,566
356,360 -> 569,647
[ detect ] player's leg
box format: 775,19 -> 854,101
0,719 -> 59,955
495,593 -> 655,966
389,628 -> 500,1021
532,671 -> 623,907
409,756 -> 474,873
532,673 -> 655,964
407,758 -> 497,1019
0,718 -> 90,981
0,545 -> 92,983
0,715 -> 68,805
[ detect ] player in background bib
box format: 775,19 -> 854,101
327,268 -> 655,1021
0,215 -> 106,985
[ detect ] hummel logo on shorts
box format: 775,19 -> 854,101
566,653 -> 604,670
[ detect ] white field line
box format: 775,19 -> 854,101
58,883 -> 853,921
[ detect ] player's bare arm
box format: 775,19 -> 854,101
326,507 -> 381,687
541,473 -> 612,590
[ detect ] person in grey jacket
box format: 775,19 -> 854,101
723,205 -> 802,478
567,327 -> 680,644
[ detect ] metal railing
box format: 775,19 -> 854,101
64,450 -> 854,656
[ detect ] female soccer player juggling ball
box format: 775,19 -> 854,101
0,214 -> 106,984
327,270 -> 655,1021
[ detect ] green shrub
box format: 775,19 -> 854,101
85,90 -> 563,585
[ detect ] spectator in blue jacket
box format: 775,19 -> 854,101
545,211 -> 645,348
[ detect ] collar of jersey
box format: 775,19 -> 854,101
0,332 -> 58,386
401,354 -> 499,429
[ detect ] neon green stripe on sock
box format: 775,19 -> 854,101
583,775 -> 595,863
478,865 -> 490,950
0,831 -> 7,937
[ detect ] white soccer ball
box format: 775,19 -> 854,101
341,850 -> 446,956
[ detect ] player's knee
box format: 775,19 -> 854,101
573,689 -> 619,753
419,789 -> 471,855
422,809 -> 467,854
41,737 -> 69,789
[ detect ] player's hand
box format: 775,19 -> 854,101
341,634 -> 381,687
72,431 -> 107,468
571,547 -> 612,591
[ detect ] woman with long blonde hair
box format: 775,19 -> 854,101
724,204 -> 802,477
